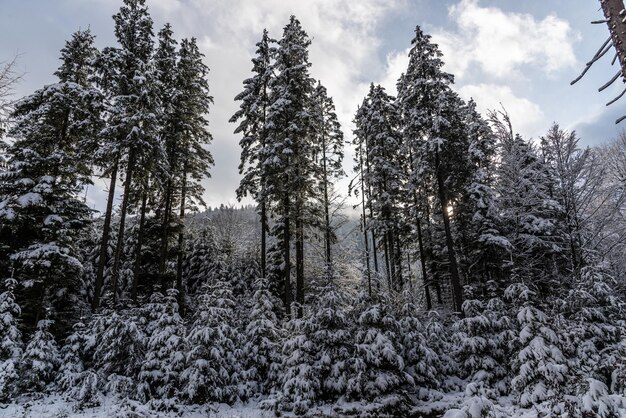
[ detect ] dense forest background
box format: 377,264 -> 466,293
2,0 -> 626,416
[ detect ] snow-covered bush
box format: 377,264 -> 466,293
507,283 -> 567,407
180,280 -> 242,404
20,319 -> 60,392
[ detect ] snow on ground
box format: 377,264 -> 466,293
4,392 -> 626,418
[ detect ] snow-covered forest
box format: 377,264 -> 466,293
2,0 -> 626,416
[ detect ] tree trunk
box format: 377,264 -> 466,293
295,200 -> 304,318
321,128 -> 332,266
435,149 -> 463,314
261,199 -> 267,278
131,191 -> 148,301
111,148 -> 136,306
283,195 -> 291,316
158,176 -> 173,289
416,216 -> 432,310
601,0 -> 626,82
93,154 -> 119,311
359,150 -> 372,297
176,166 -> 188,311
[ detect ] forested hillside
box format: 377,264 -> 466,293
2,0 -> 626,417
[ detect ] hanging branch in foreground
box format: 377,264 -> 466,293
572,0 -> 626,123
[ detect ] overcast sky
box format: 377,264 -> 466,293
1,0 -> 623,211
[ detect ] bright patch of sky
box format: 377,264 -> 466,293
1,0 -> 623,211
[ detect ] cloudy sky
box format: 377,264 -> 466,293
1,0 -> 623,210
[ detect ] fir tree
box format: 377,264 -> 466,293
181,280 -> 241,404
138,290 -> 186,408
20,319 -> 61,392
264,16 -> 316,312
0,29 -> 100,330
242,277 -> 282,397
231,29 -> 275,279
94,0 -> 163,308
0,278 -> 22,399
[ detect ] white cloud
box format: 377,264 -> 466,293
432,0 -> 578,79
458,83 -> 545,138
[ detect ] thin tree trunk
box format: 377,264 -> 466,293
435,149 -> 463,314
295,201 -> 304,318
416,217 -> 432,310
359,151 -> 372,297
321,128 -> 332,266
111,149 -> 136,306
131,191 -> 148,301
93,154 -> 119,311
158,176 -> 173,289
261,200 -> 267,278
383,233 -> 392,291
283,195 -> 291,316
176,167 -> 188,310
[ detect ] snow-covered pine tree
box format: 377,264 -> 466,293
91,309 -> 145,397
492,112 -> 567,295
0,278 -> 22,400
310,81 -> 344,267
347,292 -> 408,410
396,25 -> 464,311
452,297 -> 511,397
137,289 -> 186,409
94,0 -> 163,308
154,23 -> 180,293
397,292 -> 440,395
455,100 -> 510,292
231,29 -> 275,280
171,37 -> 214,301
180,280 -> 241,404
57,320 -> 101,408
507,282 -> 568,408
242,277 -> 282,397
264,16 -> 317,312
278,268 -> 353,413
354,84 -> 406,293
0,29 -> 101,332
20,319 -> 61,392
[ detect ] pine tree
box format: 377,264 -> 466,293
94,0 -> 163,308
138,289 -> 186,408
0,278 -> 22,399
171,37 -> 213,301
264,16 -> 316,313
347,293 -> 407,408
397,294 -> 439,394
507,282 -> 568,407
396,26 -> 468,312
20,319 -> 61,392
231,29 -> 275,280
57,320 -> 101,407
153,23 -> 179,293
354,84 -> 406,292
181,280 -> 241,404
310,82 -> 344,266
0,29 -> 101,329
242,277 -> 282,397
493,113 -> 567,293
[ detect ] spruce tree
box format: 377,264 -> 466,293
0,278 -> 22,399
310,82 -> 344,267
231,29 -> 275,279
20,319 -> 61,392
94,0 -> 162,307
171,37 -> 213,300
138,290 -> 186,408
264,16 -> 316,313
0,29 -> 100,329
